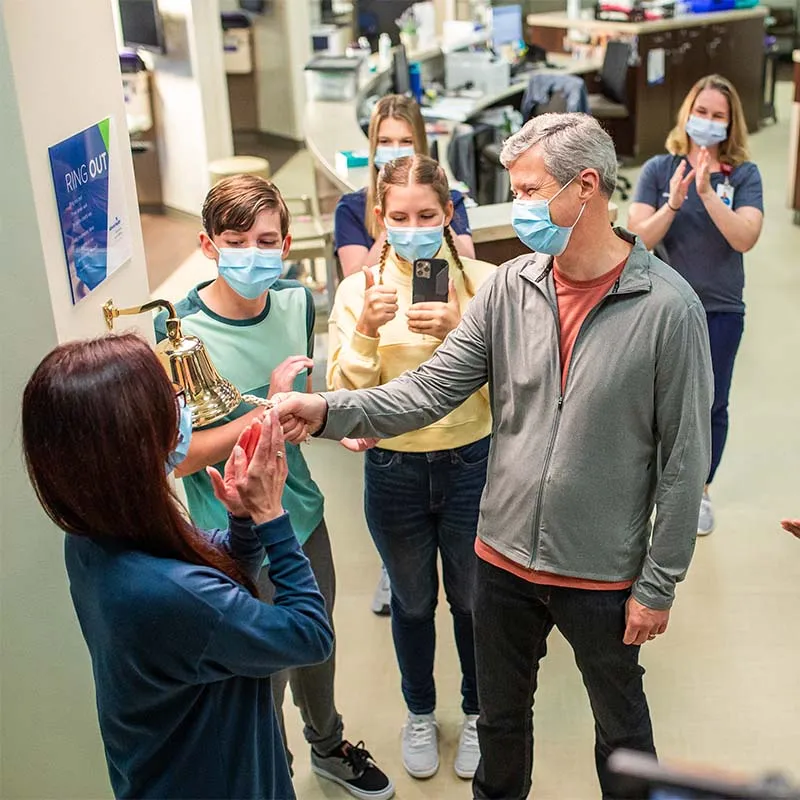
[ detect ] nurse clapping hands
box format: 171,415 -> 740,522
628,74 -> 764,537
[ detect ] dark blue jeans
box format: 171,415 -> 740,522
473,558 -> 655,800
706,311 -> 745,484
364,436 -> 489,716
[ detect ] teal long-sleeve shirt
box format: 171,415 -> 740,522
65,513 -> 333,799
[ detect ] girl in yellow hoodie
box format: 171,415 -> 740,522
327,155 -> 494,782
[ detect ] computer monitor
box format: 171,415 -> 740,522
119,0 -> 165,54
357,0 -> 415,48
491,5 -> 523,51
392,45 -> 410,96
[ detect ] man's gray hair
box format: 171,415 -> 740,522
500,113 -> 618,197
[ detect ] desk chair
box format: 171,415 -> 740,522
588,40 -> 633,200
478,92 -> 569,204
521,73 -> 588,122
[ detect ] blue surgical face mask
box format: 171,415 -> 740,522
166,402 -> 193,475
211,242 -> 284,300
374,145 -> 415,167
511,176 -> 586,257
385,221 -> 444,263
685,114 -> 728,148
74,247 -> 107,290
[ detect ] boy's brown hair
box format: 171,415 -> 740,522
201,174 -> 291,238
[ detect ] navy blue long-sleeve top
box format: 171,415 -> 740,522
65,513 -> 334,799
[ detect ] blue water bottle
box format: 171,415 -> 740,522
409,62 -> 423,103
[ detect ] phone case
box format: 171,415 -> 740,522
412,258 -> 449,304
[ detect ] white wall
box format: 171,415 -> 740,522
0,0 -> 152,795
151,0 -> 233,214
254,0 -> 312,141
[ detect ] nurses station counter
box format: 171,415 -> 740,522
527,7 -> 768,161
304,39 -> 618,272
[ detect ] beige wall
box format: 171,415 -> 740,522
0,0 -> 152,795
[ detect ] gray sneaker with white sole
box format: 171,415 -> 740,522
311,740 -> 394,800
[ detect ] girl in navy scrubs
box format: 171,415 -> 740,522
335,94 -> 475,280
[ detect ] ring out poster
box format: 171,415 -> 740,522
48,117 -> 132,304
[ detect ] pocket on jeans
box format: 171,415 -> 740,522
366,447 -> 401,470
453,436 -> 490,467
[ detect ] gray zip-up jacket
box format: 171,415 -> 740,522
320,232 -> 713,609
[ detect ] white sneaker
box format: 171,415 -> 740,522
697,491 -> 715,536
371,566 -> 391,616
401,713 -> 439,779
454,714 -> 480,779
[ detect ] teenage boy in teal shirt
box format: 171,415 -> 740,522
155,175 -> 393,800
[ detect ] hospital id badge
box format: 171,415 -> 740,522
716,181 -> 734,207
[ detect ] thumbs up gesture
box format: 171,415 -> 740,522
355,266 -> 398,338
406,279 -> 461,341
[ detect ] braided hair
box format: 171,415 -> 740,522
377,154 -> 473,295
443,226 -> 474,296
377,238 -> 392,285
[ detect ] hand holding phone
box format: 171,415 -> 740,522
412,258 -> 449,304
407,259 -> 460,341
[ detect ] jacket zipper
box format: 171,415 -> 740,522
526,276 -> 622,569
528,394 -> 563,568
528,282 -> 564,568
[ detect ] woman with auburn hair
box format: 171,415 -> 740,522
628,74 -> 764,536
333,94 -> 476,617
21,333 -> 333,800
327,153 -> 494,782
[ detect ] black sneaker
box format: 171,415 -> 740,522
311,740 -> 395,800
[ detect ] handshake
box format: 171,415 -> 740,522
271,392 -> 377,454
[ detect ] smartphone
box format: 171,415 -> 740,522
412,258 -> 449,304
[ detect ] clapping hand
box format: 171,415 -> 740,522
695,147 -> 713,198
208,408 -> 288,524
668,160 -> 696,211
406,280 -> 460,340
780,519 -> 800,538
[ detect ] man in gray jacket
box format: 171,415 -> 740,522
275,113 -> 713,799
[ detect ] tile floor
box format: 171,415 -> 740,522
147,82 -> 800,798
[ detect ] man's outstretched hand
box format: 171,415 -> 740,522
272,392 -> 328,444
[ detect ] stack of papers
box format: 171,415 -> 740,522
420,97 -> 480,122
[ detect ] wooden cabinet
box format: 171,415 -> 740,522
706,18 -> 763,131
526,10 -> 766,162
634,31 -> 676,158
669,26 -> 708,115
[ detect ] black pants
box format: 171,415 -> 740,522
257,520 -> 343,767
473,558 -> 656,800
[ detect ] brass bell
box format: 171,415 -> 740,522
103,299 -> 242,427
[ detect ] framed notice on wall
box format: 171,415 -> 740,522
48,117 -> 132,304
